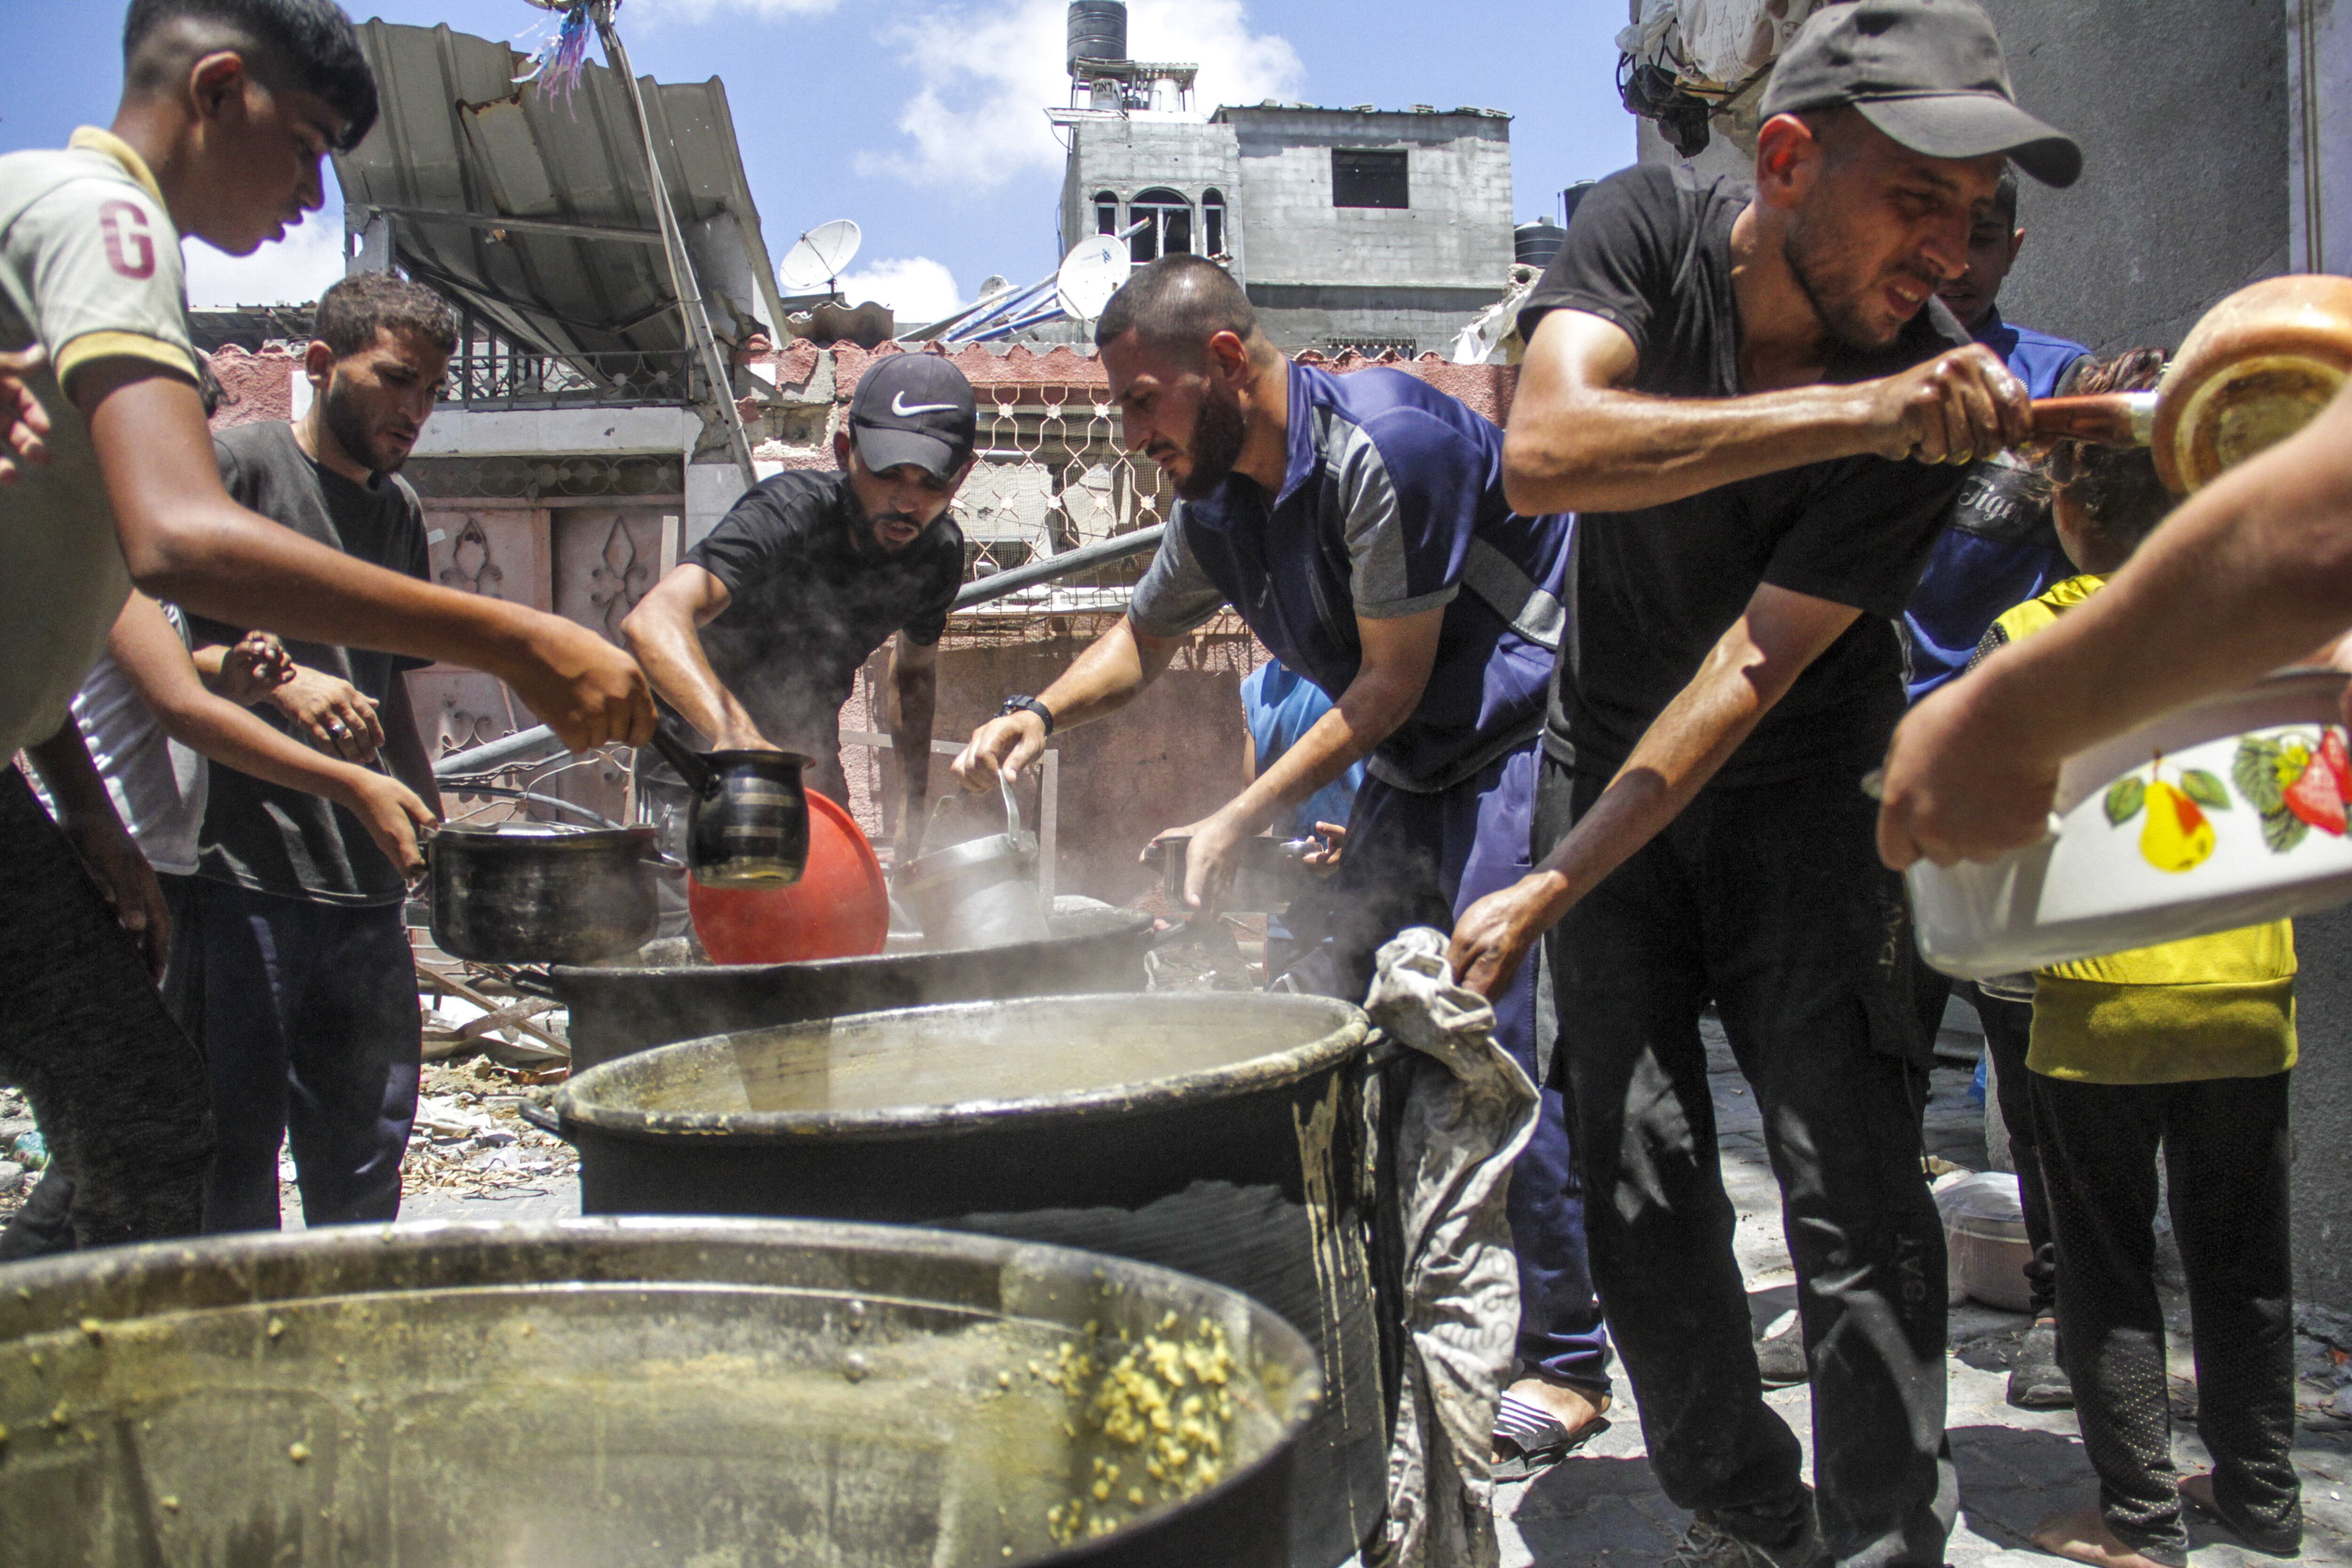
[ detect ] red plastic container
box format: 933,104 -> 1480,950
687,791 -> 890,965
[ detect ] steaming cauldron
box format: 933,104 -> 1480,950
540,993 -> 1387,1568
0,1218 -> 1320,1568
544,906 -> 1156,1074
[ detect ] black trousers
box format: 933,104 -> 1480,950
1541,758 -> 1955,1567
0,767 -> 211,1252
185,880 -> 421,1232
2032,1068 -> 2300,1563
1915,972 -> 2055,1314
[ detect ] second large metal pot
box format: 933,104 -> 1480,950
546,991 -> 1387,1568
426,822 -> 665,965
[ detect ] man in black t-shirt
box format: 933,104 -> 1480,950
1445,4 -> 2081,1565
185,273 -> 453,1233
621,355 -> 973,860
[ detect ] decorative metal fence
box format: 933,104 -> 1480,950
944,387 -> 1183,639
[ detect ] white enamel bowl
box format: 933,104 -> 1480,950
1909,669 -> 2352,979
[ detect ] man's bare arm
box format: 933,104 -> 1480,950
619,564 -> 774,750
951,614 -> 1186,787
1449,585 -> 1861,995
1502,309 -> 2029,517
78,363 -> 654,752
1877,383 -> 2352,869
108,595 -> 434,877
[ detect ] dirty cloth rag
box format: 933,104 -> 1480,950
1366,927 -> 1541,1568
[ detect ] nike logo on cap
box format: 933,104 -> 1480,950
891,392 -> 961,417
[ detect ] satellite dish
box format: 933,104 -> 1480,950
778,219 -> 863,294
1055,235 -> 1130,323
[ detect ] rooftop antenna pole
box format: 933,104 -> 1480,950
589,0 -> 757,492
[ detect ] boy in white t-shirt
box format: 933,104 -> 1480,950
0,0 -> 653,1250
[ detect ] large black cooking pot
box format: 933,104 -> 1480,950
543,992 -> 1385,1568
0,1217 -> 1320,1568
545,906 -> 1156,1074
427,822 -> 667,965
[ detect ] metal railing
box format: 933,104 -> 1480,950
445,343 -> 699,409
947,394 -> 1175,629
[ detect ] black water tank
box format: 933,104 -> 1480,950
1067,0 -> 1127,72
1515,218 -> 1568,269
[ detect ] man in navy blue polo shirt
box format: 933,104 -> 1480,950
952,254 -> 1611,1472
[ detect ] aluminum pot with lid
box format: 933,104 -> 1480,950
426,822 -> 667,965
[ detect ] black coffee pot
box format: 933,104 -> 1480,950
648,724 -> 811,888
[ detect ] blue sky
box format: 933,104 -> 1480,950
0,0 -> 1644,319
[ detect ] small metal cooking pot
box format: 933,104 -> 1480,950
1146,833 -> 1325,914
649,725 -> 810,888
426,823 -> 667,965
897,773 -> 1047,949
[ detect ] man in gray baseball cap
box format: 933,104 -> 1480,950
622,354 -> 977,883
1450,2 -> 2078,1565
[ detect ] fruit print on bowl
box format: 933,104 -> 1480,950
2102,762 -> 2230,872
2042,717 -> 2352,926
1908,671 -> 2352,979
2235,727 -> 2352,848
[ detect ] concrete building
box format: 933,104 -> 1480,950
1051,4 -> 1516,357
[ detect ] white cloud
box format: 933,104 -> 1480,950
859,0 -> 1302,190
838,255 -> 966,326
181,214 -> 347,309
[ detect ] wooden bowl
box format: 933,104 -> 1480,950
2154,273 -> 2352,493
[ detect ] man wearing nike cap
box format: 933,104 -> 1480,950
1444,2 -> 2081,1564
621,354 -> 975,861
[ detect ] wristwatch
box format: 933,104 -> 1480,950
1000,695 -> 1055,736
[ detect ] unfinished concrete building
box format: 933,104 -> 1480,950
1051,1 -> 1516,358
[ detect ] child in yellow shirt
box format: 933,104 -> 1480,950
1980,350 -> 2302,1568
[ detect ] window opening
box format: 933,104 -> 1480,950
1201,189 -> 1227,257
1331,149 -> 1409,209
1129,188 -> 1193,263
1094,191 -> 1120,237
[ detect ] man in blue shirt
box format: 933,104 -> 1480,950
953,255 -> 1613,1470
1239,658 -> 1362,989
1900,168 -> 2087,702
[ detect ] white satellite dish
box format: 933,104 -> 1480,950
778,219 -> 863,294
1055,235 -> 1131,323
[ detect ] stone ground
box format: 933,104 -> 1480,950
1496,1015 -> 2352,1568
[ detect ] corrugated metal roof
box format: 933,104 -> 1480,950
334,20 -> 786,379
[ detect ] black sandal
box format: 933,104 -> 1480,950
1491,1390 -> 1611,1481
